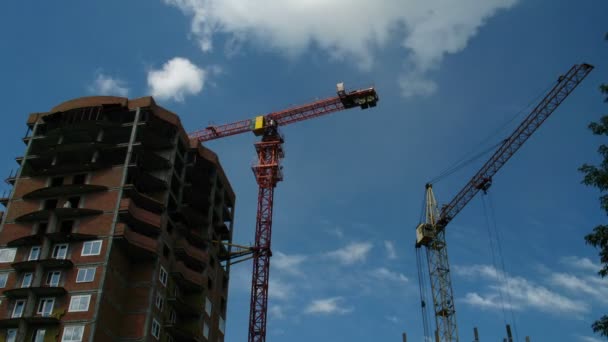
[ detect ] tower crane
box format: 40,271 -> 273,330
189,83 -> 379,342
415,63 -> 593,342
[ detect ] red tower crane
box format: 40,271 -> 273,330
189,84 -> 379,342
415,63 -> 593,342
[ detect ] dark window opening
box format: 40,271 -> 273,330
37,222 -> 48,234
166,223 -> 174,235
72,174 -> 86,185
50,177 -> 64,187
220,297 -> 227,316
222,275 -> 228,291
60,221 -> 74,234
67,197 -> 80,208
210,256 -> 216,269
43,199 -> 58,210
207,277 -> 213,290
163,244 -> 170,258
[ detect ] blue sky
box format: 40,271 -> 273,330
1,1 -> 607,341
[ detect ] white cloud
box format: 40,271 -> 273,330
384,240 -> 398,260
550,273 -> 608,304
577,336 -> 604,342
269,305 -> 285,319
304,297 -> 353,315
372,267 -> 408,283
164,0 -> 518,97
273,251 -> 307,276
386,315 -> 400,324
89,72 -> 129,97
561,256 -> 601,273
269,278 -> 293,301
326,242 -> 372,265
454,264 -> 589,315
147,57 -> 207,102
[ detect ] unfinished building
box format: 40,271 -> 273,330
0,96 -> 235,342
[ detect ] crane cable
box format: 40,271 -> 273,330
427,82 -> 555,185
416,247 -> 432,341
481,193 -> 520,342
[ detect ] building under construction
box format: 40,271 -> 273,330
0,96 -> 235,341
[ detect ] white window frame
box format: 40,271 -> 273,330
0,273 -> 8,288
159,266 -> 167,286
0,248 -> 17,263
151,319 -> 160,339
6,329 -> 17,342
81,240 -> 102,256
205,297 -> 212,315
61,325 -> 84,342
169,309 -> 176,324
203,321 -> 210,339
68,295 -> 91,312
47,271 -> 61,287
76,267 -> 95,283
12,299 -> 26,318
28,246 -> 41,261
155,291 -> 163,310
37,297 -> 55,317
52,244 -> 68,259
32,329 -> 46,342
21,272 -> 33,288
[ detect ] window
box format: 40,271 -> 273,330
12,300 -> 25,318
62,325 -> 84,342
28,246 -> 41,261
203,322 -> 210,339
47,271 -> 61,287
32,329 -> 46,342
0,248 -> 17,263
169,309 -> 176,324
151,319 -> 160,339
68,295 -> 91,312
37,222 -> 48,234
37,298 -> 55,317
52,244 -> 68,259
21,273 -> 33,288
6,329 -> 17,342
219,316 -> 225,334
81,240 -> 102,256
155,292 -> 163,310
0,273 -> 8,288
159,266 -> 167,286
76,267 -> 95,283
205,297 -> 212,316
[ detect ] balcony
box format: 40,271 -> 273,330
22,184 -> 107,200
132,147 -> 171,171
167,295 -> 200,319
124,185 -> 164,214
11,259 -> 73,272
178,205 -> 209,228
118,198 -> 161,236
3,286 -> 67,299
214,222 -> 230,241
0,316 -> 60,328
165,324 -> 202,342
46,231 -> 98,244
5,169 -> 17,185
114,223 -> 158,260
171,261 -> 204,292
14,206 -> 103,223
174,238 -> 207,272
129,168 -> 168,192
6,234 -> 44,247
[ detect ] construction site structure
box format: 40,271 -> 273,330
0,96 -> 235,341
190,83 -> 379,342
415,63 -> 594,341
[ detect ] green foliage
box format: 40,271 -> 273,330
579,35 -> 608,338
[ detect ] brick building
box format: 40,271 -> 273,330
0,96 -> 235,342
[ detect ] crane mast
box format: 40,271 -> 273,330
190,84 -> 378,342
415,63 -> 593,342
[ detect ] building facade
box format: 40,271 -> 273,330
0,96 -> 235,342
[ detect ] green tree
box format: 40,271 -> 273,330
579,36 -> 608,337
